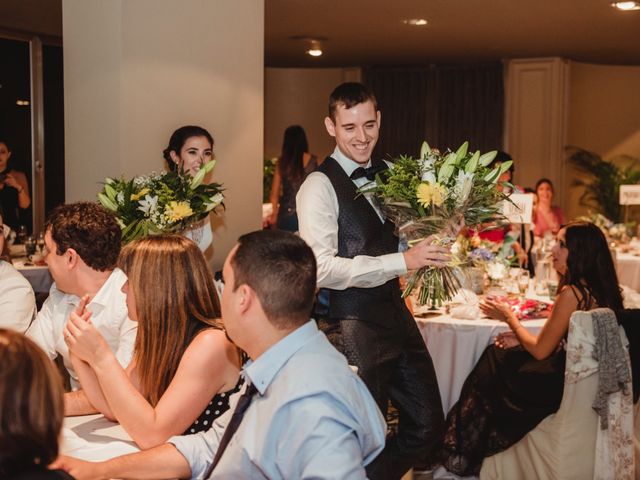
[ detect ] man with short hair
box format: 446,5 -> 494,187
54,230 -> 386,479
296,82 -> 447,478
26,202 -> 136,394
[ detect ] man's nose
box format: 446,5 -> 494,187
355,127 -> 367,142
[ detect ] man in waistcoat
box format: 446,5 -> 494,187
297,82 -> 447,479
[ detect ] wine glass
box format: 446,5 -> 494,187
16,225 -> 28,244
517,270 -> 530,298
36,231 -> 45,254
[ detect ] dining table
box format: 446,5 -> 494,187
61,414 -> 138,462
614,249 -> 640,293
414,296 -> 547,416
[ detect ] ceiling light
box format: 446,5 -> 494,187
304,39 -> 324,57
16,99 -> 30,106
403,18 -> 428,26
612,1 -> 640,10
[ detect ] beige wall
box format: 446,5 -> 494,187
63,0 -> 264,270
264,67 -> 361,161
565,62 -> 640,221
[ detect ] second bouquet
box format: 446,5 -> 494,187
360,141 -> 511,306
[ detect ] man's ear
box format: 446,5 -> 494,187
66,248 -> 80,269
376,110 -> 381,128
324,116 -> 336,137
236,284 -> 254,315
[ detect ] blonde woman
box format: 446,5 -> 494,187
64,235 -> 241,449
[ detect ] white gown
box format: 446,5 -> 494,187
183,216 -> 213,253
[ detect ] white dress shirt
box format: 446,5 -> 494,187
169,320 -> 386,479
296,146 -> 407,290
26,268 -> 137,389
0,260 -> 36,332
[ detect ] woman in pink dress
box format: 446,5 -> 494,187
532,178 -> 564,237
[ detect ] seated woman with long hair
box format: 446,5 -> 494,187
64,235 -> 242,449
0,329 -> 72,479
439,222 -> 623,476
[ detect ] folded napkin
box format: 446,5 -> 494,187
448,304 -> 481,320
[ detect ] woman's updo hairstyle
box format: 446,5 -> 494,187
163,126 -> 214,172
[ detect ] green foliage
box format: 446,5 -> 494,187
263,157 -> 277,203
567,147 -> 640,223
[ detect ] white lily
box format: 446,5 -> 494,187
420,157 -> 437,183
454,170 -> 474,207
205,193 -> 224,211
137,194 -> 159,216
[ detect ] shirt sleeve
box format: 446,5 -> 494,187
168,397 -> 234,479
114,317 -> 137,368
25,291 -> 59,360
296,172 -> 407,290
0,270 -> 36,333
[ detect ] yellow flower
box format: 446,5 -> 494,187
164,201 -> 193,223
131,188 -> 150,201
417,182 -> 433,208
416,182 -> 447,208
431,183 -> 447,207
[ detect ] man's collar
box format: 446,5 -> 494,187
331,147 -> 371,177
62,268 -> 124,307
243,320 -> 318,395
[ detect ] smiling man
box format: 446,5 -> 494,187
296,82 -> 447,479
26,202 -> 136,397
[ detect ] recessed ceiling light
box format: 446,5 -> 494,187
306,48 -> 323,57
403,18 -> 428,26
612,1 -> 640,10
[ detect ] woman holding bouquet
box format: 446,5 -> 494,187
63,235 -> 242,449
163,125 -> 215,252
439,221 -> 623,476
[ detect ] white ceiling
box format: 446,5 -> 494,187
1,0 -> 639,66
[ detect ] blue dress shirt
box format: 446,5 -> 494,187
169,320 -> 386,479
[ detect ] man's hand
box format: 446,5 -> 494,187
403,235 -> 450,270
50,456 -> 105,480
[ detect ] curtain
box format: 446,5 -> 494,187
363,63 -> 504,160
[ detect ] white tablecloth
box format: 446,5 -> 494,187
61,414 -> 138,461
615,251 -> 640,292
416,313 -> 545,416
14,258 -> 53,293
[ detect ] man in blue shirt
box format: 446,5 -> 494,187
54,230 -> 386,479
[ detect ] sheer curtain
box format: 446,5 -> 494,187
363,63 -> 504,160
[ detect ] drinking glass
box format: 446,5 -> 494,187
517,270 -> 530,298
36,231 -> 46,254
16,225 -> 28,244
24,236 -> 36,258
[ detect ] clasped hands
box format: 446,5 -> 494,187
480,296 -> 522,350
63,295 -> 109,365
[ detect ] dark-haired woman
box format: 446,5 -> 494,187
532,178 -> 564,238
269,125 -> 318,232
0,329 -> 73,479
163,126 -> 215,252
439,222 -> 624,476
0,139 -> 31,230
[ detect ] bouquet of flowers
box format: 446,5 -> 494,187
98,160 -> 224,243
360,140 -> 511,306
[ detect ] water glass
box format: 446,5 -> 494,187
547,280 -> 559,299
517,270 -> 530,297
24,236 -> 36,257
17,225 -> 28,244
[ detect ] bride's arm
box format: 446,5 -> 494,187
481,286 -> 578,360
